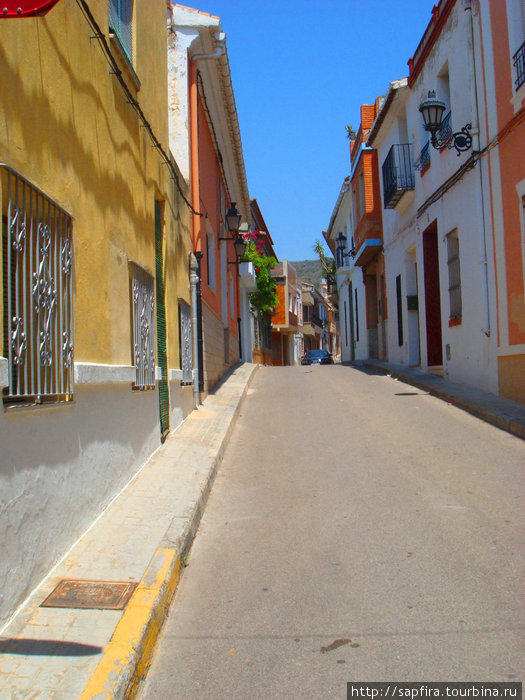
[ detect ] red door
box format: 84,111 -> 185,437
423,221 -> 443,366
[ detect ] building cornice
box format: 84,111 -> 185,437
367,78 -> 408,147
326,175 -> 351,239
407,0 -> 457,88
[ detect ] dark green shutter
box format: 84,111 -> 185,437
155,201 -> 170,440
396,275 -> 403,347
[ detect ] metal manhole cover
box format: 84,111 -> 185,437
41,579 -> 138,610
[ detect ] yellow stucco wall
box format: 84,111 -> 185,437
0,0 -> 191,371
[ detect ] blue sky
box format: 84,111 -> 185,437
185,0 -> 436,261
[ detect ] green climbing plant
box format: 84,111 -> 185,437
242,233 -> 278,313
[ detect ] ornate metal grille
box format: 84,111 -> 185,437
130,263 -> 155,389
2,165 -> 73,405
179,300 -> 192,384
514,41 -> 525,90
435,111 -> 453,147
415,140 -> 431,171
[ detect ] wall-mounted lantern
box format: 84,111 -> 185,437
335,232 -> 355,267
419,90 -> 473,156
225,202 -> 242,235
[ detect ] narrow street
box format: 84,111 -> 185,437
137,365 -> 524,699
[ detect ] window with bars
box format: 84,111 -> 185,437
109,0 -> 133,62
2,165 -> 74,406
130,262 -> 155,389
447,230 -> 462,321
178,299 -> 192,385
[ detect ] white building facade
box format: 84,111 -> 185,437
368,0 -> 499,393
324,178 -> 368,363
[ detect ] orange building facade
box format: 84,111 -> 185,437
193,87 -> 242,388
350,103 -> 387,360
482,0 -> 525,402
168,5 -> 252,395
271,260 -> 301,365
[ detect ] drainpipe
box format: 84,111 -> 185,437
189,253 -> 201,408
195,252 -> 204,394
465,0 -> 491,337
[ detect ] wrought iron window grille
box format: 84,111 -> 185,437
435,111 -> 453,148
178,299 -> 193,385
130,262 -> 155,390
514,41 -> 525,90
2,165 -> 74,407
415,140 -> 431,171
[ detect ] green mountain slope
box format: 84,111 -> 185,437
289,259 -> 332,289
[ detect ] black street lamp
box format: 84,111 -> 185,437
335,232 -> 355,268
225,202 -> 242,234
226,222 -> 249,264
233,235 -> 247,259
419,90 -> 473,155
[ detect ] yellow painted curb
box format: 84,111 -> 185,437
80,547 -> 181,699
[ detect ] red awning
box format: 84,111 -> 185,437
1,0 -> 60,17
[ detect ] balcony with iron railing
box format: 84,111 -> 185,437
382,143 -> 415,209
514,41 -> 525,90
436,111 -> 452,148
415,140 -> 430,173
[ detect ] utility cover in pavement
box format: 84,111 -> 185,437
41,579 -> 138,610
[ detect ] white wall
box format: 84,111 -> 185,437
374,2 -> 498,392
0,363 -> 194,628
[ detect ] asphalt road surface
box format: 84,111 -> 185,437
138,365 -> 525,700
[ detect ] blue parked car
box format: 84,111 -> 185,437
302,349 -> 333,365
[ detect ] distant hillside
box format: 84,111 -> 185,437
289,259 -> 332,290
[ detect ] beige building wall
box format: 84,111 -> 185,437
0,1 -> 193,626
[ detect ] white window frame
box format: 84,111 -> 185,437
2,165 -> 74,406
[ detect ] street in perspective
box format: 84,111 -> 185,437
1,0 -> 525,698
138,365 -> 525,699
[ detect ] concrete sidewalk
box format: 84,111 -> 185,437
357,359 -> 525,440
0,362 -> 258,700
